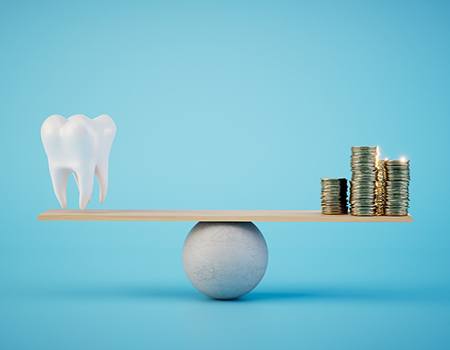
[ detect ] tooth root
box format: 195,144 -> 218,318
49,166 -> 70,208
72,172 -> 79,187
96,161 -> 109,203
74,165 -> 95,209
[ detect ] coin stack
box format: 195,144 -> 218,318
375,159 -> 387,216
321,178 -> 348,215
350,146 -> 378,216
385,159 -> 410,216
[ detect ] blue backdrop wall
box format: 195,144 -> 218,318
1,1 -> 450,349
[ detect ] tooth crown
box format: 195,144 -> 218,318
41,114 -> 116,209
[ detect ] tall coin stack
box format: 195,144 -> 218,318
385,160 -> 410,216
350,146 -> 378,216
375,159 -> 387,216
321,178 -> 348,215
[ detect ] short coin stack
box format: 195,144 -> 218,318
321,178 -> 348,215
375,159 -> 387,216
350,146 -> 378,216
385,160 -> 410,216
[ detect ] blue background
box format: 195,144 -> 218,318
1,0 -> 450,349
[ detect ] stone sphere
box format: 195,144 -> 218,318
183,222 -> 268,300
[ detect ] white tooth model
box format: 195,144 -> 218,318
41,114 -> 116,209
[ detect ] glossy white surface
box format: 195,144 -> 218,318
41,114 -> 116,209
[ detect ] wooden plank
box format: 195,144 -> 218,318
38,210 -> 413,222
